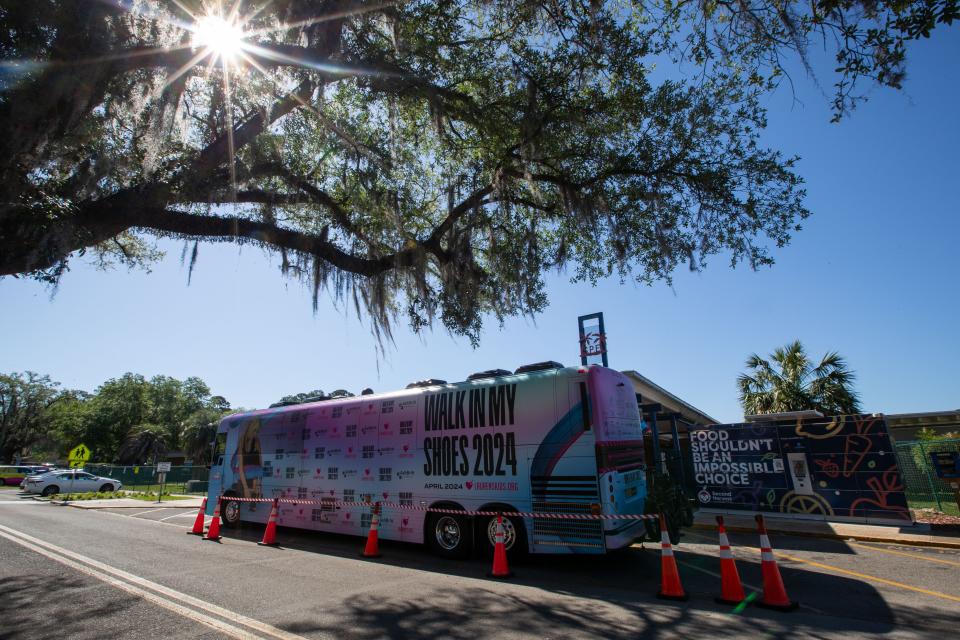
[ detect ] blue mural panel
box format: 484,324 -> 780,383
692,414 -> 910,523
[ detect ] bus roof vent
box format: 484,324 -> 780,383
405,379 -> 448,389
514,361 -> 564,374
467,369 -> 512,381
268,395 -> 329,408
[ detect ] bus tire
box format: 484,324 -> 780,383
479,513 -> 527,560
220,493 -> 242,528
426,512 -> 472,559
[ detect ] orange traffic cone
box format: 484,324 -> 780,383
656,514 -> 687,601
754,514 -> 798,611
487,513 -> 513,578
203,496 -> 222,542
715,515 -> 746,605
186,497 -> 207,536
258,499 -> 280,547
361,502 -> 382,558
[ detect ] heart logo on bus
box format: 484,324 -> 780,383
465,481 -> 473,490
382,492 -> 389,499
402,517 -> 409,526
364,469 -> 370,475
402,445 -> 409,452
329,489 -> 335,495
345,513 -> 351,519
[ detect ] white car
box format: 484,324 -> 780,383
21,469 -> 123,496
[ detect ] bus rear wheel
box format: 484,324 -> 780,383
480,514 -> 527,559
426,513 -> 471,559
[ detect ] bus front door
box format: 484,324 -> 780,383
206,432 -> 227,515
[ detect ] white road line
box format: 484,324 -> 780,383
94,508 -> 191,529
0,528 -> 261,639
160,511 -> 206,522
127,507 -> 174,517
0,523 -> 308,640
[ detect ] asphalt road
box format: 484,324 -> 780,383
1,489 -> 957,639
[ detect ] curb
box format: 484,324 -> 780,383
63,504 -> 200,509
692,523 -> 960,550
42,498 -> 200,509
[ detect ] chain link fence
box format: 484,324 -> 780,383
893,439 -> 960,516
84,464 -> 210,495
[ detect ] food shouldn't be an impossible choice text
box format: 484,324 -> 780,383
691,429 -> 782,486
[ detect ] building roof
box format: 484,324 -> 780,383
745,410 -> 824,422
884,410 -> 960,423
621,370 -> 719,425
884,410 -> 960,436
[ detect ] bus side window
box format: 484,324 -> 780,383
213,433 -> 227,467
579,382 -> 591,431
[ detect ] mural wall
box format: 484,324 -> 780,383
691,414 -> 910,524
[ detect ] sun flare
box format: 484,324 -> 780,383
192,14 -> 245,61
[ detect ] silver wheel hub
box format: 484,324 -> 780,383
435,516 -> 462,550
487,517 -> 516,550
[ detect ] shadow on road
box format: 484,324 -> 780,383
273,583 -> 960,639
209,522 -> 960,637
0,573 -> 142,640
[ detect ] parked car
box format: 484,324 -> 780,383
20,469 -> 123,496
31,464 -> 58,474
0,466 -> 40,486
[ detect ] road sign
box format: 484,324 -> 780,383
68,444 -> 91,469
578,312 -> 608,367
930,451 -> 959,479
157,462 -> 172,472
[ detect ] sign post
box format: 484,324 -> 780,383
67,444 -> 91,469
157,461 -> 172,503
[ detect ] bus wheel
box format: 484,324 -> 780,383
221,495 -> 242,528
482,514 -> 527,559
427,513 -> 471,559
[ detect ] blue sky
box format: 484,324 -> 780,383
2,31 -> 958,424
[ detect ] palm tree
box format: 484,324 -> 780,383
180,411 -> 222,465
738,340 -> 861,416
117,424 -> 167,465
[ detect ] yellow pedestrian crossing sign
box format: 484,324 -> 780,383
68,444 -> 91,468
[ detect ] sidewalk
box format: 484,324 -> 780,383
693,510 -> 960,549
45,496 -> 204,509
